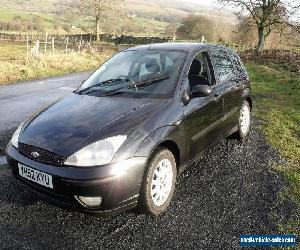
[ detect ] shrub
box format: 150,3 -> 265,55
240,49 -> 300,72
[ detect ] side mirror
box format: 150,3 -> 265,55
181,89 -> 190,105
191,85 -> 212,98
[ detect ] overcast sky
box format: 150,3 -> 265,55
177,0 -> 299,20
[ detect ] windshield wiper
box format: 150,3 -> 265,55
76,78 -> 130,95
102,76 -> 170,97
129,76 -> 170,89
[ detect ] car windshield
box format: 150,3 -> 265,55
76,50 -> 186,99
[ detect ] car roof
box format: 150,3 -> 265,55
125,42 -> 229,53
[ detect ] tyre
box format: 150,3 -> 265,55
138,148 -> 177,216
237,101 -> 251,140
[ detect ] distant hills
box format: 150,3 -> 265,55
0,0 -> 237,36
126,0 -> 237,23
0,0 -> 236,24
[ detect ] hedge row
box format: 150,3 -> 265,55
240,49 -> 300,73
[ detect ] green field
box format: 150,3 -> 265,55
132,17 -> 169,36
0,42 -> 27,61
0,42 -> 70,61
248,64 -> 300,165
0,5 -> 169,36
247,63 -> 300,235
0,42 -> 114,84
0,7 -> 87,34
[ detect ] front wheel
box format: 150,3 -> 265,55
138,148 -> 177,216
237,101 -> 251,140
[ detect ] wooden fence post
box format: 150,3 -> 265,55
29,40 -> 40,60
36,40 -> 40,58
45,32 -> 48,53
65,37 -> 69,54
52,37 -> 55,54
79,40 -> 82,53
26,35 -> 29,60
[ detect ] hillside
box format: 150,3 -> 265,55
0,0 -> 236,35
0,0 -> 236,22
127,0 -> 236,23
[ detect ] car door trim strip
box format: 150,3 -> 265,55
192,107 -> 239,142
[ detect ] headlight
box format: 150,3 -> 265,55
64,135 -> 127,167
11,122 -> 25,149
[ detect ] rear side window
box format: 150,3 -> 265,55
211,49 -> 234,84
231,52 -> 249,80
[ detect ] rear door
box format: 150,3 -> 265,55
209,48 -> 243,134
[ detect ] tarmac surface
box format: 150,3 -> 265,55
0,71 -> 90,136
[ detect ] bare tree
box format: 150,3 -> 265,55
217,0 -> 300,52
78,0 -> 125,41
177,15 -> 216,41
235,15 -> 259,46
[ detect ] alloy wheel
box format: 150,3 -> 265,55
150,159 -> 173,206
240,103 -> 250,134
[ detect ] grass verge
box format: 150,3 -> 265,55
0,50 -> 114,84
247,63 -> 300,236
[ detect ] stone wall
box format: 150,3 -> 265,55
0,32 -> 172,45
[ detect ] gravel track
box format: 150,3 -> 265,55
0,120 -> 292,249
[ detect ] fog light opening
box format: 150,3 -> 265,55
75,196 -> 102,208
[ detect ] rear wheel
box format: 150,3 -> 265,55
138,148 -> 177,216
237,101 -> 251,140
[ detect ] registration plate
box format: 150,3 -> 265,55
18,163 -> 53,189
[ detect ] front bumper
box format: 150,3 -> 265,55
6,144 -> 147,214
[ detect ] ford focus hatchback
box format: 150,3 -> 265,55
6,43 -> 252,216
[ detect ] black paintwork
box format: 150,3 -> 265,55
6,43 -> 252,214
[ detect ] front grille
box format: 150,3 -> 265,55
17,175 -> 78,207
19,143 -> 66,165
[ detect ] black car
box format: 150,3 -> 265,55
6,43 -> 252,216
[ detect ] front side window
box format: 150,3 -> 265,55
76,50 -> 186,99
211,49 -> 235,83
188,51 -> 213,88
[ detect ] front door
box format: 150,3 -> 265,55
184,92 -> 224,160
183,51 -> 224,160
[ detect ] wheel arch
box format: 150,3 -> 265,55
242,87 -> 252,111
245,96 -> 252,111
156,140 -> 180,168
135,126 -> 185,171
